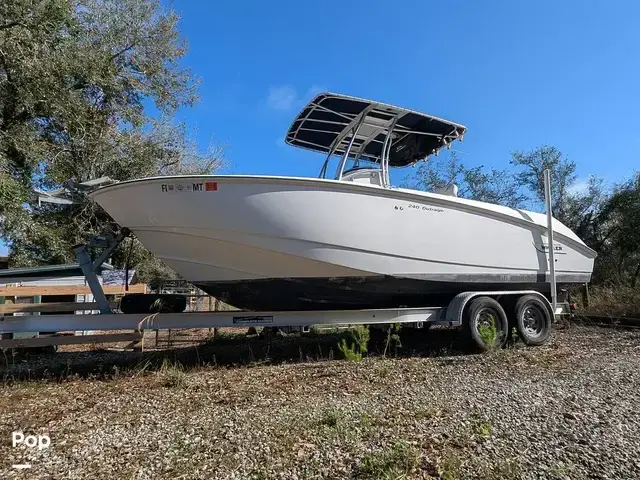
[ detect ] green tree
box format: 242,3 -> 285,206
509,145 -> 577,219
0,0 -> 222,282
406,152 -> 526,208
561,175 -> 609,249
596,173 -> 640,286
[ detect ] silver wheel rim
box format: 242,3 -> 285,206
522,305 -> 545,338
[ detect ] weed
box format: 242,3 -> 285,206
131,360 -> 150,378
438,451 -> 462,480
356,440 -> 419,479
579,285 -> 640,318
479,457 -> 523,479
159,358 -> 187,388
473,419 -> 492,437
338,325 -> 370,361
478,320 -> 498,346
204,331 -> 237,345
249,470 -> 269,480
359,413 -> 373,428
338,339 -> 363,361
318,407 -> 342,428
549,460 -> 575,478
308,326 -> 322,336
377,364 -> 392,378
353,325 -> 370,351
415,405 -> 447,420
383,324 -> 403,357
358,412 -> 390,430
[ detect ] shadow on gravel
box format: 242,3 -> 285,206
0,326 -> 477,382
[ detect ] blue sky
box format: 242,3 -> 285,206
1,0 -> 638,256
169,0 -> 638,184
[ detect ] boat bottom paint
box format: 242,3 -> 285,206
193,275 -> 567,311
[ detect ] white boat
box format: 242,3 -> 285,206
89,93 -> 596,310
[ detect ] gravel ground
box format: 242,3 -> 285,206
1,326 -> 639,479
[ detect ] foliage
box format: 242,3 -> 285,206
405,152 -> 526,208
158,358 -> 187,388
356,441 -> 419,479
338,326 -> 370,361
318,407 -> 342,428
338,339 -> 362,361
509,145 -> 576,217
0,0 -> 223,282
509,146 -> 610,246
437,451 -> 462,480
477,321 -> 498,347
595,173 -> 640,286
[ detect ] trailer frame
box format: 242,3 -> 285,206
0,288 -> 569,350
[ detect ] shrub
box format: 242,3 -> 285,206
337,326 -> 370,361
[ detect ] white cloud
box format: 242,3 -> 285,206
304,85 -> 326,100
568,178 -> 590,196
267,85 -> 297,111
266,85 -> 328,112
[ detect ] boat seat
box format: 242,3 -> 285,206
340,168 -> 383,186
433,183 -> 459,197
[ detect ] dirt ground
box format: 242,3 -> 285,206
1,325 -> 639,479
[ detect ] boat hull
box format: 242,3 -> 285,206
90,175 -> 595,310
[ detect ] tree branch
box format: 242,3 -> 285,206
111,43 -> 136,61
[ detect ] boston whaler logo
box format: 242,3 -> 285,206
535,243 -> 565,254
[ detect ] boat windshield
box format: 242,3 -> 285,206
317,153 -> 381,180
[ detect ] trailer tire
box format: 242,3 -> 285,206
514,295 -> 551,346
464,296 -> 509,351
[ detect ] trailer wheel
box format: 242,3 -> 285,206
514,295 -> 551,346
464,297 -> 509,351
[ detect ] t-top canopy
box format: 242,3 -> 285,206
285,93 -> 467,167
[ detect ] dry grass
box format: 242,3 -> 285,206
576,285 -> 640,318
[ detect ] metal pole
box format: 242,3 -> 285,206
379,118 -> 399,187
92,228 -> 129,269
336,116 -> 366,180
543,169 -> 557,314
73,244 -> 112,314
